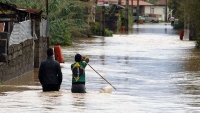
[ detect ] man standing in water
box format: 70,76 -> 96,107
71,54 -> 89,93
38,48 -> 63,92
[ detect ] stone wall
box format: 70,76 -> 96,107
0,39 -> 34,82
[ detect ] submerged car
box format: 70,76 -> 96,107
143,15 -> 159,23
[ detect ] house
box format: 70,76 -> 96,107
95,0 -> 153,31
109,0 -> 153,16
106,0 -> 169,21
144,0 -> 169,21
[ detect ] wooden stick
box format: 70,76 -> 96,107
87,63 -> 116,90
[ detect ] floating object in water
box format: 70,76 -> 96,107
60,64 -> 64,68
99,86 -> 112,93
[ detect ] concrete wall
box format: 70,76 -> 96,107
34,20 -> 47,68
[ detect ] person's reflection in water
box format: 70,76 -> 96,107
100,55 -> 105,65
72,93 -> 86,109
124,56 -> 129,64
38,91 -> 63,110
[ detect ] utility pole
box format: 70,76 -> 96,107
118,0 -> 121,5
137,0 -> 139,25
46,0 -> 48,16
101,6 -> 105,36
131,0 -> 133,17
46,0 -> 50,48
125,0 -> 129,32
165,0 -> 168,22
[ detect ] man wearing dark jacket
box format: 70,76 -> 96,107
38,48 -> 63,92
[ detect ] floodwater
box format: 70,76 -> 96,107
1,23 -> 200,113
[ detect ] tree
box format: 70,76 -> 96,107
180,0 -> 200,46
0,0 -> 94,45
169,0 -> 200,47
180,0 -> 200,30
168,0 -> 182,17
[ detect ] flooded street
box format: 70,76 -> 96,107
1,23 -> 200,113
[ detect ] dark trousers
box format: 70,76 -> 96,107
71,84 -> 86,93
42,84 -> 60,92
171,21 -> 174,26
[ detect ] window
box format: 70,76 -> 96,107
163,8 -> 165,14
150,7 -> 154,14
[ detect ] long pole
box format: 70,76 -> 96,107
165,0 -> 168,22
137,0 -> 139,25
131,0 -> 133,17
101,6 -> 105,36
125,0 -> 128,32
46,0 -> 49,48
118,0 -> 121,5
87,63 -> 116,90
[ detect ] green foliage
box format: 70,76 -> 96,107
119,9 -> 134,27
90,22 -> 113,36
173,20 -> 184,30
119,9 -> 125,25
105,29 -> 113,36
0,0 -> 93,46
117,15 -> 122,31
179,0 -> 200,45
169,0 -> 200,47
128,10 -> 134,28
180,0 -> 200,30
95,5 -> 133,34
0,0 -> 46,11
90,22 -> 101,36
50,30 -> 71,46
168,0 -> 181,17
95,5 -> 116,15
48,0 -> 92,44
50,18 -> 71,45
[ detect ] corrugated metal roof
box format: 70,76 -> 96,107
16,8 -> 42,15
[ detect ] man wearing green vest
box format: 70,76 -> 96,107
71,54 -> 89,93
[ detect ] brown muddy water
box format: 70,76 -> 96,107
1,23 -> 200,113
